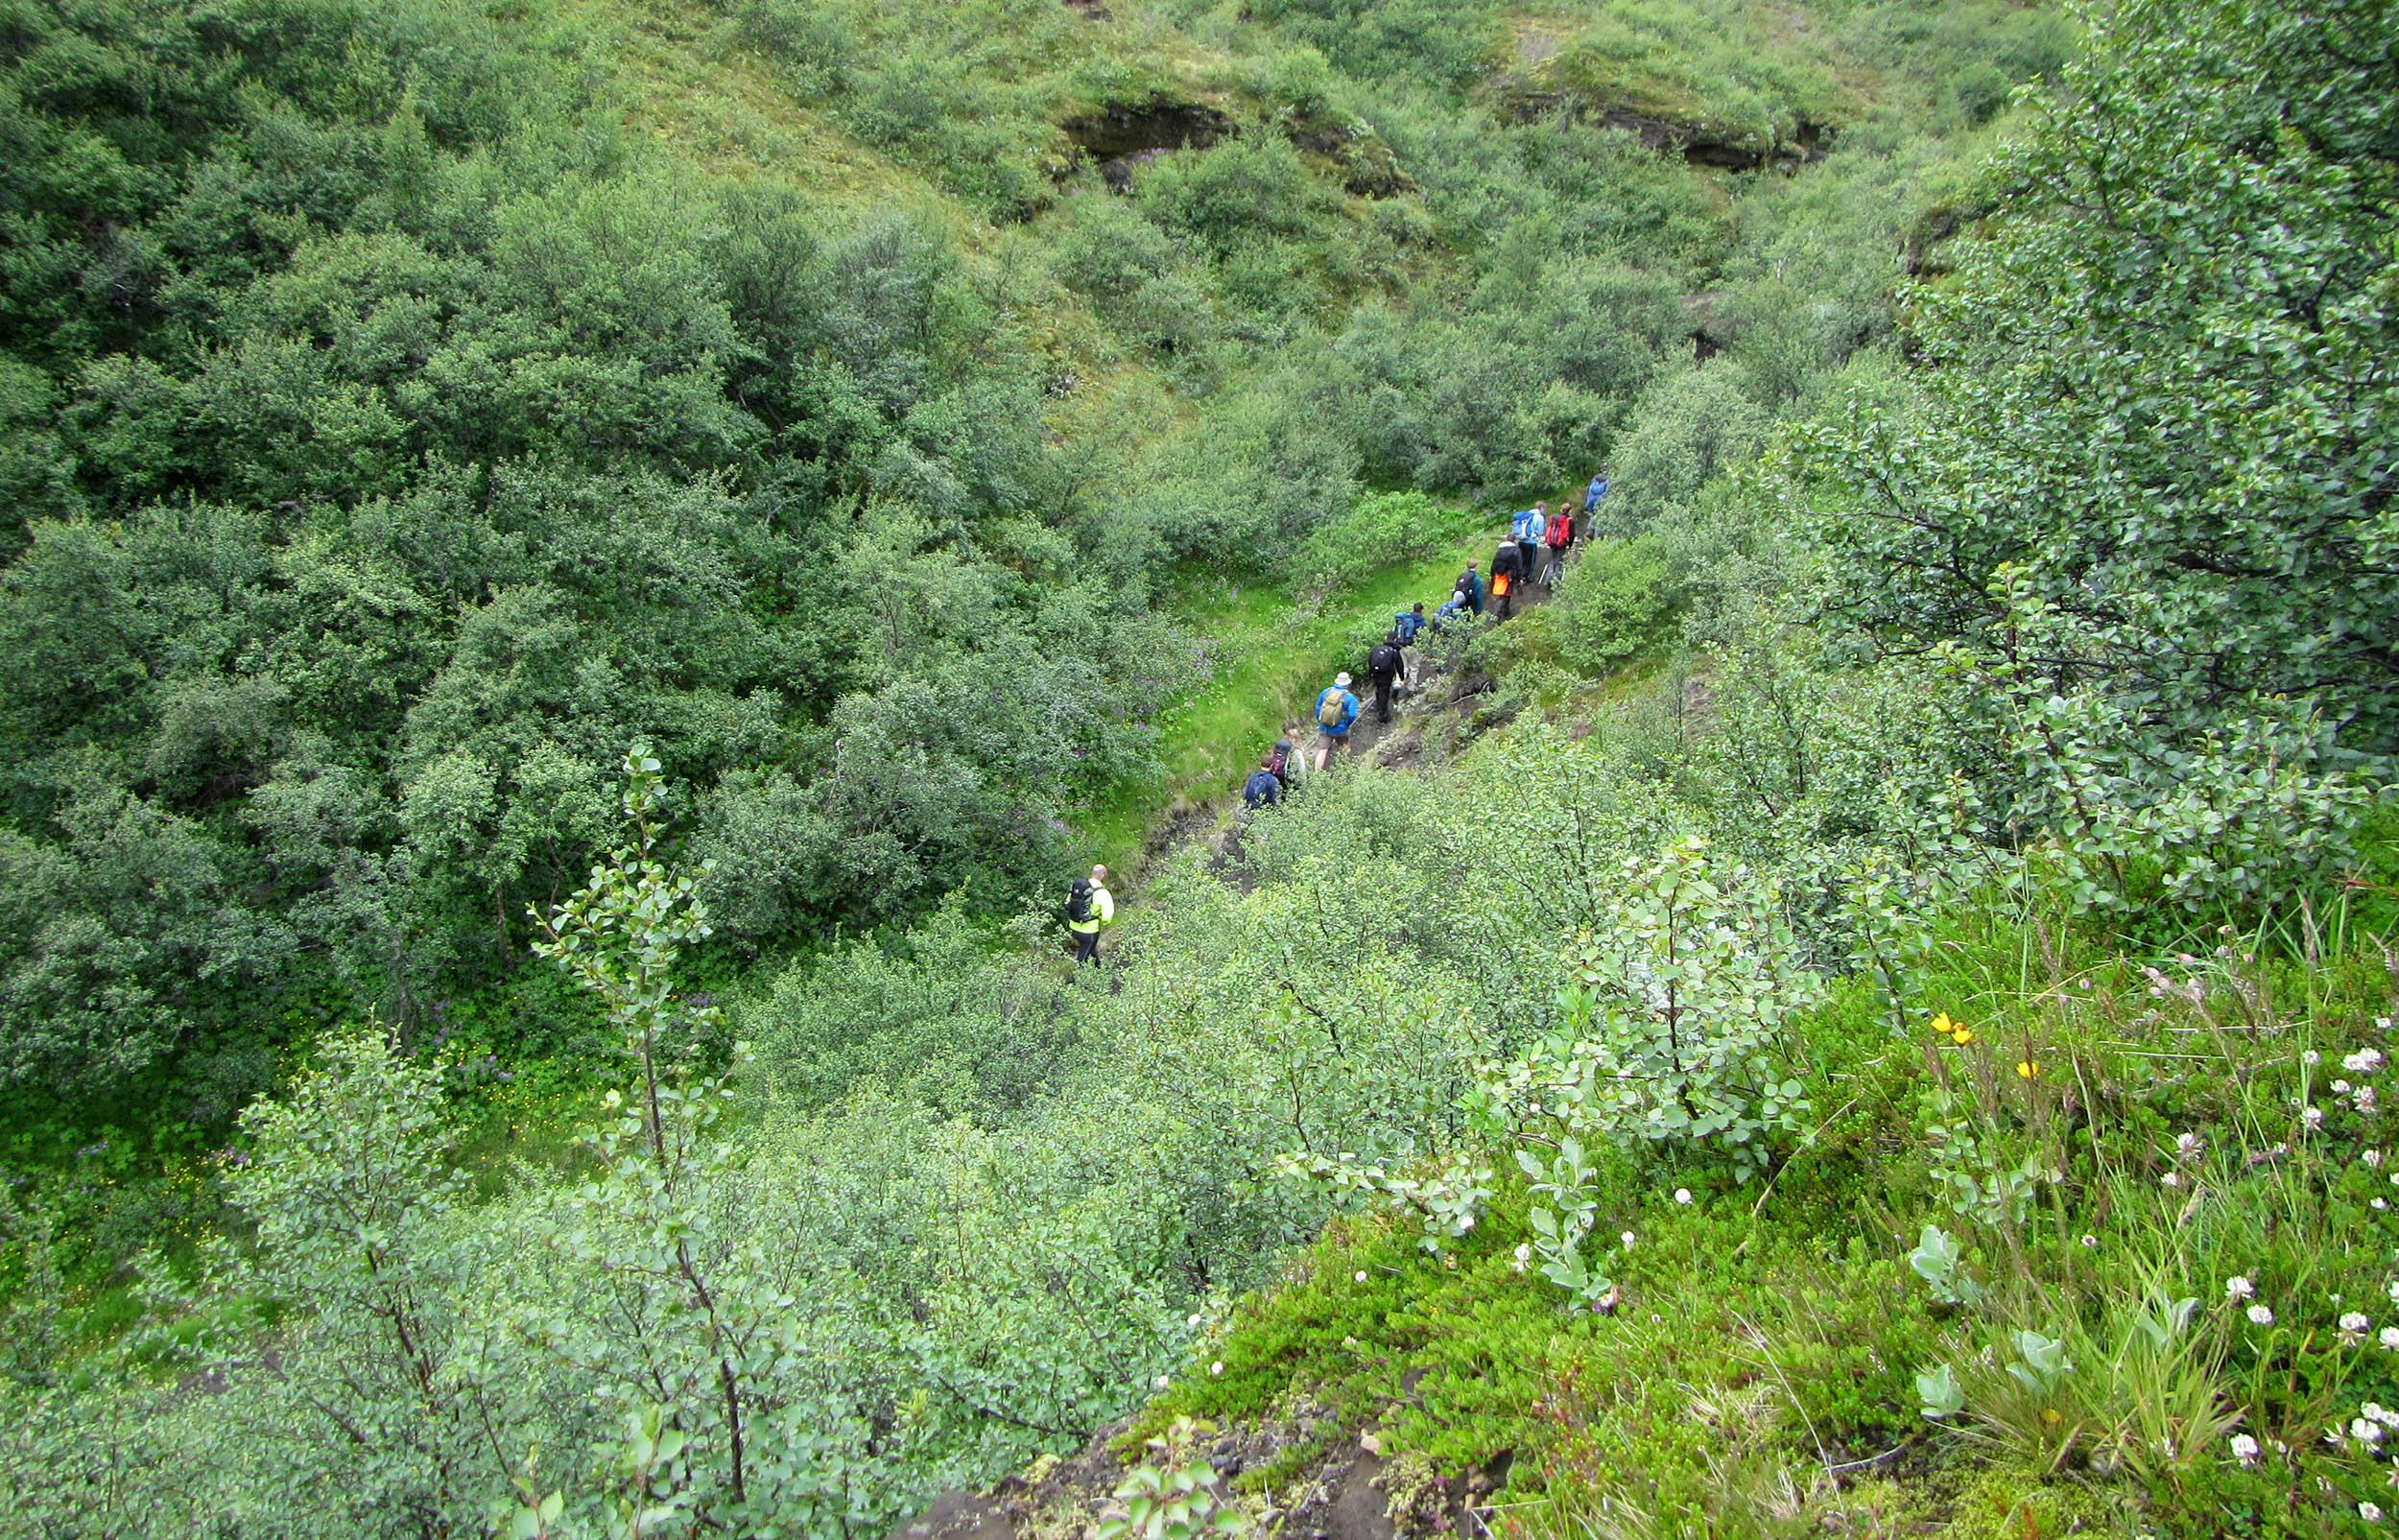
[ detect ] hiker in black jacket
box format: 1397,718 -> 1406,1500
1368,631 -> 1404,725
1490,537 -> 1525,620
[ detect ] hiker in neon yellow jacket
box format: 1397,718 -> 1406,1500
1066,864 -> 1114,967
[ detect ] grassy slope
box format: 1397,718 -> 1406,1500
1118,826 -> 2399,1537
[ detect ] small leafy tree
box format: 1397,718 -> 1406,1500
522,744 -> 891,1536
219,1021 -> 525,1534
1493,836 -> 1822,1185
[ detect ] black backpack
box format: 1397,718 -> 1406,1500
1065,879 -> 1093,924
1370,642 -> 1401,678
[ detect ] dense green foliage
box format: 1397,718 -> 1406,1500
1805,0 -> 2399,918
0,0 -> 2038,1158
4,0 -> 2395,1533
0,0 -> 1208,1146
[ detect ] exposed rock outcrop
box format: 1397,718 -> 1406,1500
1289,115 -> 1414,199
890,1410 -> 1513,1540
1501,93 -> 1831,171
1062,98 -> 1232,160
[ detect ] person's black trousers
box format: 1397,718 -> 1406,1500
1073,929 -> 1100,966
1374,676 -> 1393,723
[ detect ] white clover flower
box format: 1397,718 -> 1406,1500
2338,1080 -> 2355,1096
2370,1149 -> 2387,1169
2230,1433 -> 2261,1466
2354,1050 -> 2389,1075
2305,1106 -> 2327,1131
1187,1313 -> 1203,1327
2227,1275 -> 2257,1301
2363,1087 -> 2381,1114
2372,1403 -> 2399,1427
2380,1017 -> 2395,1033
2365,1501 -> 2385,1523
2346,1314 -> 2374,1342
2080,1234 -> 2099,1248
1209,1361 -> 1223,1377
1511,1244 -> 1531,1274
1621,1231 -> 1636,1251
1674,1188 -> 1693,1205
2377,1199 -> 2389,1212
2161,1172 -> 2182,1188
2306,1050 -> 2324,1067
2176,1130 -> 2203,1161
2356,1418 -> 2387,1446
2249,1304 -> 2276,1326
1459,1214 -> 1476,1233
2383,1326 -> 2399,1350
1354,1270 -> 1367,1283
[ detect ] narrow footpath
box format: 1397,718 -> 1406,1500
1197,565 -> 1562,879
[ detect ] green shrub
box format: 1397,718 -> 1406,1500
1285,490 -> 1466,598
1556,533 -> 1680,673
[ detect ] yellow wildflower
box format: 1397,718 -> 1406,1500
1931,1011 -> 1957,1037
2017,1060 -> 2042,1080
1952,1029 -> 1975,1046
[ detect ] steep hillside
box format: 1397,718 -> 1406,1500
0,0 -> 2045,1216
7,0 -> 2395,1535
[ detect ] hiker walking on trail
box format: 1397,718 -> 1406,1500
1368,631 -> 1404,725
1243,756 -> 1282,811
1273,725 -> 1308,794
1489,534 -> 1525,620
1512,504 -> 1546,590
1457,562 -> 1483,617
1065,864 -> 1114,967
1540,505 -> 1574,587
1584,473 -> 1608,522
1312,673 -> 1360,772
1393,602 -> 1427,691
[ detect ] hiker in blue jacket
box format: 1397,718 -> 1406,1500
1312,671 -> 1360,772
1457,561 -> 1483,617
1512,504 -> 1545,588
1393,602 -> 1427,692
1582,474 -> 1608,540
1242,756 -> 1282,811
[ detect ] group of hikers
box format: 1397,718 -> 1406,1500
1239,472 -> 1611,808
1075,474 -> 1610,967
